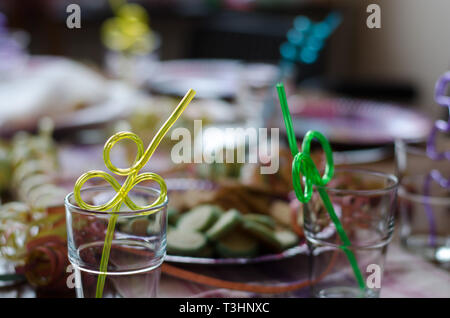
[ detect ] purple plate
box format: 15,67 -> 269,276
285,96 -> 433,145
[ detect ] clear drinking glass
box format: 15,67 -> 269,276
397,174 -> 450,269
394,140 -> 450,179
65,186 -> 167,298
394,139 -> 450,268
303,169 -> 398,298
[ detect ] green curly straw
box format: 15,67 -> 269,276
276,83 -> 365,292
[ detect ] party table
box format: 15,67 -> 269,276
2,240 -> 448,298
157,240 -> 450,298
1,136 -> 449,299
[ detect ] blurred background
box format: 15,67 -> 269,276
0,0 -> 448,298
2,0 -> 450,114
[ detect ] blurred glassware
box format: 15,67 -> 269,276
304,169 -> 398,298
395,139 -> 450,179
104,33 -> 161,86
397,174 -> 450,269
395,139 -> 450,269
237,62 -> 295,125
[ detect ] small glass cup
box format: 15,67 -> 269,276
397,174 -> 450,269
65,186 -> 167,298
394,139 -> 450,179
394,139 -> 450,268
303,169 -> 398,298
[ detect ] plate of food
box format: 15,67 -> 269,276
116,178 -> 307,265
165,179 -> 307,264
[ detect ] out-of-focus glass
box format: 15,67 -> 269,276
237,63 -> 295,125
395,139 -> 450,269
104,33 -> 161,86
397,174 -> 450,269
395,140 -> 449,179
303,169 -> 398,298
65,186 -> 167,298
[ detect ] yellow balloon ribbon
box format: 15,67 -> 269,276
73,89 -> 196,298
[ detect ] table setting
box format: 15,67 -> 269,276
0,0 -> 448,300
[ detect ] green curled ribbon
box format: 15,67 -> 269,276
276,83 -> 365,292
291,131 -> 334,203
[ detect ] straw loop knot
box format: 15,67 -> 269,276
291,130 -> 334,203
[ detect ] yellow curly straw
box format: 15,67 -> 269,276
73,89 -> 196,297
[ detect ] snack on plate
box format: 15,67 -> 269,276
206,209 -> 242,241
167,229 -> 208,256
206,182 -> 287,215
216,231 -> 259,258
242,219 -> 282,251
243,213 -> 276,229
119,188 -> 300,258
270,200 -> 296,228
177,205 -> 221,232
274,230 -> 299,250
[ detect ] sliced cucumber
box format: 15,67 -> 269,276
243,214 -> 275,229
216,232 -> 259,258
206,209 -> 242,241
274,230 -> 299,250
177,205 -> 221,232
167,230 -> 207,256
242,219 -> 282,251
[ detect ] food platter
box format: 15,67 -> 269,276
164,178 -> 308,265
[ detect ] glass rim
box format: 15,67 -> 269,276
64,185 -> 168,216
315,168 -> 399,195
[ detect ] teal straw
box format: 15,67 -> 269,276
276,83 -> 365,292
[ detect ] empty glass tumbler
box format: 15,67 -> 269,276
395,139 -> 450,268
303,169 -> 398,298
65,186 -> 167,298
397,174 -> 450,269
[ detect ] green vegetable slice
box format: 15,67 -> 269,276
242,219 -> 281,251
177,205 -> 221,232
216,232 -> 259,258
243,214 -> 276,229
167,230 -> 207,256
206,209 -> 242,241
